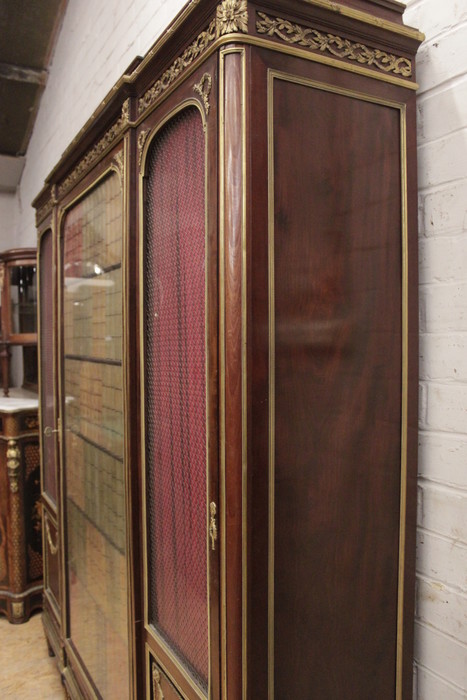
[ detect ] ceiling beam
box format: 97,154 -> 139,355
0,154 -> 26,192
0,62 -> 47,86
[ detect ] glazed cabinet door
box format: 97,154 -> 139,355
38,225 -> 62,649
139,64 -> 220,700
39,229 -> 58,506
59,160 -> 131,698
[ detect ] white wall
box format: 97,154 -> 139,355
404,1 -> 467,698
16,0 -> 187,246
12,0 -> 467,696
0,192 -> 18,251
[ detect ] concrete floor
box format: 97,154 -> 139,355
0,612 -> 64,698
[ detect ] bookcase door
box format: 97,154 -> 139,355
61,169 -> 129,697
142,104 -> 215,699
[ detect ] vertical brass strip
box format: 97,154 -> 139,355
218,48 -> 227,700
241,47 -> 248,700
396,105 -> 408,700
204,95 -> 212,700
267,69 -> 275,700
121,135 -> 135,700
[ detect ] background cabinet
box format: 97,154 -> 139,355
0,399 -> 42,623
0,248 -> 38,396
34,1 -> 422,697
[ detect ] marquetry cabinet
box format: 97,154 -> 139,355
0,396 -> 42,623
34,1 -> 422,698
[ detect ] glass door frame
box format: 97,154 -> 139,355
57,145 -> 135,699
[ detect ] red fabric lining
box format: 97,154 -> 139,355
145,107 -> 208,689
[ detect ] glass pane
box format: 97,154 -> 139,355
39,230 -> 56,501
144,107 -> 208,692
62,171 -> 129,697
10,264 -> 37,334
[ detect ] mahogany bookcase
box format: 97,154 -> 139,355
33,1 -> 423,698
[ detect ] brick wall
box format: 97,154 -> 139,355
10,0 -> 467,696
404,1 -> 467,697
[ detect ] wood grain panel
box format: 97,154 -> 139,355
221,48 -> 246,700
271,76 -> 403,699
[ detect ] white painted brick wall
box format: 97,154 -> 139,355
405,1 -> 467,697
8,0 -> 467,697
0,192 -> 17,250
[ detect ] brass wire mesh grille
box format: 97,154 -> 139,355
144,107 -> 208,691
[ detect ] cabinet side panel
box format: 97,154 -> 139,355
271,78 -> 403,699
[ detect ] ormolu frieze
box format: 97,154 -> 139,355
138,20 -> 217,116
58,99 -> 130,197
36,190 -> 56,226
138,0 -> 248,117
256,11 -> 413,78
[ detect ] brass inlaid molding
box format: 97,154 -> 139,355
138,1 -> 248,117
58,98 -> 130,197
194,73 -> 213,115
152,664 -> 165,700
137,129 -> 150,169
256,11 -> 412,78
7,439 -> 20,493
